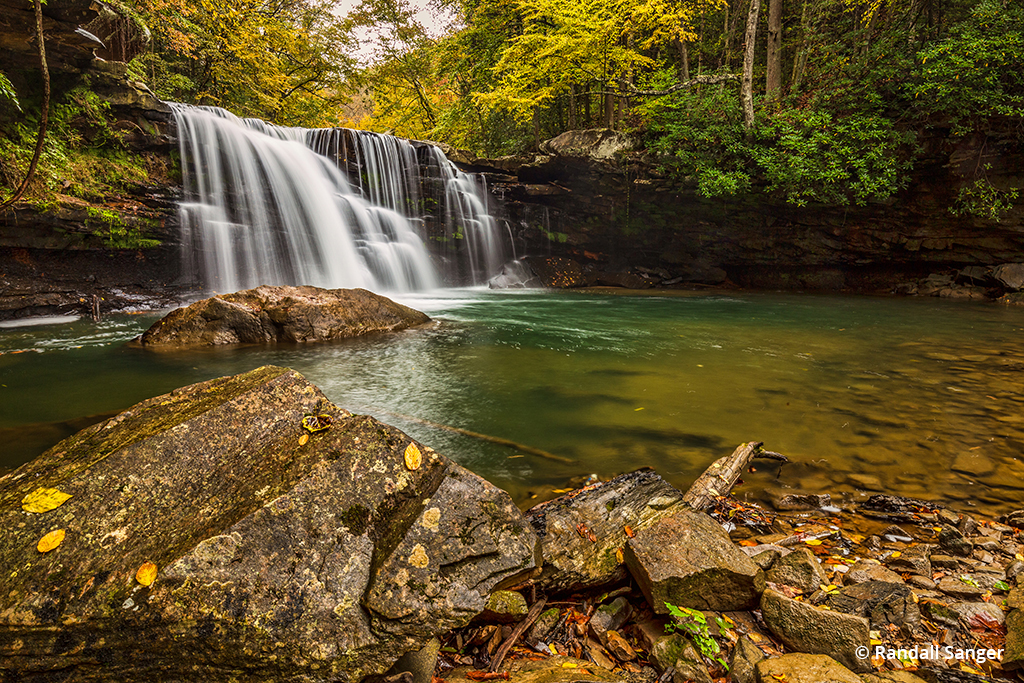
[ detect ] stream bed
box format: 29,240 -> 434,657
2,288 -> 1023,515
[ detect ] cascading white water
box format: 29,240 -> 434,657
172,104 -> 504,293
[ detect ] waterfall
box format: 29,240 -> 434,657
172,104 -> 504,294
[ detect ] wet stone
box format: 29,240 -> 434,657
845,559 -> 905,585
824,581 -> 920,633
936,576 -> 987,600
755,653 -> 863,683
624,511 -> 764,613
764,547 -> 828,595
728,635 -> 764,683
760,589 -> 871,672
887,544 -> 932,576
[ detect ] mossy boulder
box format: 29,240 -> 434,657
0,366 -> 539,682
137,285 -> 430,348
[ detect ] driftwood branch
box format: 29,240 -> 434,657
489,597 -> 548,672
682,441 -> 789,511
370,409 -> 574,464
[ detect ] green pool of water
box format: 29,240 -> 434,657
3,289 -> 1023,515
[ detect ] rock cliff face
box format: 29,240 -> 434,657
0,0 -> 183,321
465,125 -> 1024,294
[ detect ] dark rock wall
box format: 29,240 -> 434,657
472,124 -> 1024,293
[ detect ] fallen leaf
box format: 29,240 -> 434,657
301,414 -> 332,434
298,433 -> 310,446
22,487 -> 72,513
37,529 -> 65,553
616,547 -> 624,564
891,551 -> 902,559
136,561 -> 158,586
804,539 -> 822,546
624,525 -> 635,538
561,662 -> 578,668
404,443 -> 422,470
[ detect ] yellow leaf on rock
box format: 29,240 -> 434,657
22,487 -> 72,513
37,529 -> 65,553
561,662 -> 578,668
404,443 -> 422,471
136,561 -> 157,586
891,551 -> 902,559
616,547 -> 624,564
804,539 -> 822,546
298,433 -> 309,446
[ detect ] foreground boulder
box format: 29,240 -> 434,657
0,366 -> 539,682
138,285 -> 430,348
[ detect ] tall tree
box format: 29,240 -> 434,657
741,0 -> 760,125
765,0 -> 783,99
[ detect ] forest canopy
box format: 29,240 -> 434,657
2,0 -> 1022,212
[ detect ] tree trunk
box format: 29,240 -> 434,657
766,0 -> 783,100
677,39 -> 691,80
790,0 -> 810,92
741,0 -> 761,127
603,91 -> 615,128
0,0 -> 49,209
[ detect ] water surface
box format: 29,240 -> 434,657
2,289 -> 1022,515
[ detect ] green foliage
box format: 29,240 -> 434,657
0,84 -> 149,203
0,72 -> 19,111
951,177 -> 1019,221
912,0 -> 1024,134
635,82 -> 913,206
664,603 -> 729,670
86,207 -> 162,249
748,110 -> 913,206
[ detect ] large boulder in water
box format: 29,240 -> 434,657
0,366 -> 540,682
138,285 -> 430,348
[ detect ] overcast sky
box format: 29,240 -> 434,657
333,0 -> 458,63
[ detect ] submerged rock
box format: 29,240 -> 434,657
138,285 -> 430,348
0,366 -> 539,682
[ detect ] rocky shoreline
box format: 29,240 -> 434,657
1,366 -> 1021,683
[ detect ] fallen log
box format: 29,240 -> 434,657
682,441 -> 789,511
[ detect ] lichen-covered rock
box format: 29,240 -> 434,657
0,366 -> 539,682
754,653 -> 862,683
138,285 -> 430,348
624,510 -> 765,612
759,589 -> 872,672
524,469 -> 690,592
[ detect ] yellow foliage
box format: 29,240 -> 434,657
37,529 -> 66,553
404,442 -> 422,470
136,561 -> 158,586
21,487 -> 73,513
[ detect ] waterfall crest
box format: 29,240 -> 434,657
172,105 -> 503,294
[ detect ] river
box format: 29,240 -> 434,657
2,288 -> 1023,516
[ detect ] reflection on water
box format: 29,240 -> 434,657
2,289 -> 1024,515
